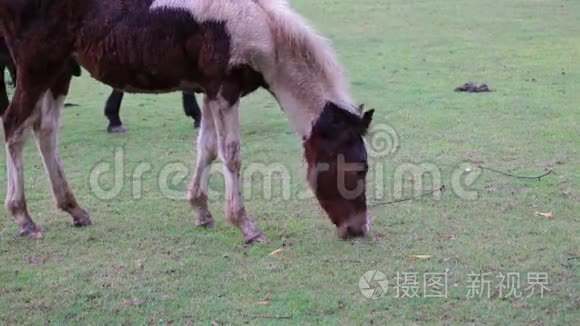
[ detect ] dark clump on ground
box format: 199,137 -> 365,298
454,82 -> 491,93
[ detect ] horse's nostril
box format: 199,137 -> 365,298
345,225 -> 365,238
346,225 -> 354,236
337,222 -> 368,239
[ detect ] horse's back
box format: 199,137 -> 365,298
74,0 -> 273,95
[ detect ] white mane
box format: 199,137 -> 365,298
254,0 -> 353,105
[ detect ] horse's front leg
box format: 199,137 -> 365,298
209,95 -> 264,243
188,95 -> 217,227
32,75 -> 92,227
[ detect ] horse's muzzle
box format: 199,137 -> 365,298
336,212 -> 370,239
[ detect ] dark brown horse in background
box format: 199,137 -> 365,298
0,0 -> 374,243
104,90 -> 201,132
0,38 -> 201,132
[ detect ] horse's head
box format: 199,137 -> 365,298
304,102 -> 374,239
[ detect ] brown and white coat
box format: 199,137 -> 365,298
0,0 -> 374,242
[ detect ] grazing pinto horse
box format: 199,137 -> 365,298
0,0 -> 374,243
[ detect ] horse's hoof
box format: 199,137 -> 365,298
71,208 -> 93,227
196,217 -> 216,228
244,232 -> 266,244
107,125 -> 128,133
73,216 -> 92,227
19,225 -> 43,239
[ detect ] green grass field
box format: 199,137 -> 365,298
1,0 -> 579,324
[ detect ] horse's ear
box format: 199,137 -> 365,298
361,109 -> 374,134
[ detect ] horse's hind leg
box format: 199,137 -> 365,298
188,95 -> 217,227
32,75 -> 92,227
182,92 -> 201,128
104,90 -> 127,133
208,95 -> 264,244
3,83 -> 45,238
5,127 -> 39,237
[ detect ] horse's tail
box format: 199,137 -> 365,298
255,0 -> 348,93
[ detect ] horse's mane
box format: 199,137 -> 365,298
255,0 -> 353,107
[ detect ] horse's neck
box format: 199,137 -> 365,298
268,65 -> 352,138
270,83 -> 325,138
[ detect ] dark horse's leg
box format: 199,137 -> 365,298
104,89 -> 128,133
0,64 -> 9,116
182,92 -> 201,128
